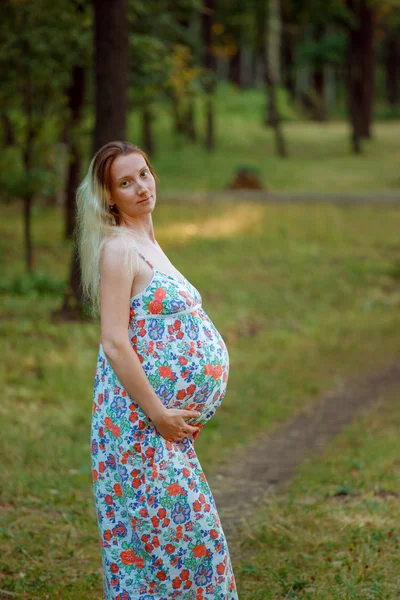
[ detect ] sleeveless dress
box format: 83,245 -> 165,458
91,251 -> 239,600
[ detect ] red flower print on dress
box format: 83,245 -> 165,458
192,544 -> 208,558
167,482 -> 185,496
114,483 -> 123,497
148,299 -> 163,314
204,363 -> 214,376
159,365 -> 173,378
154,287 -> 166,301
157,570 -> 167,580
120,549 -> 145,568
173,576 -> 181,589
212,364 -> 223,380
210,529 -> 219,539
110,562 -> 119,573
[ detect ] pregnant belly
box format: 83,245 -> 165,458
130,312 -> 229,423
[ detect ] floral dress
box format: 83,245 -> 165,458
91,251 -> 238,600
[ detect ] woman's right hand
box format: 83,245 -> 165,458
151,408 -> 201,442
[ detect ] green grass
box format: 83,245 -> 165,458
235,390 -> 400,599
125,82 -> 400,194
1,199 -> 400,597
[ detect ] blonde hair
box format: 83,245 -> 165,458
75,140 -> 159,318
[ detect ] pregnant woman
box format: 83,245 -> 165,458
76,141 -> 238,600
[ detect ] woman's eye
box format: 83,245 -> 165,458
141,170 -> 148,177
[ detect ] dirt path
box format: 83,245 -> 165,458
162,190 -> 400,204
207,361 -> 400,557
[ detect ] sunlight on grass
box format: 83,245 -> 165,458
158,201 -> 265,242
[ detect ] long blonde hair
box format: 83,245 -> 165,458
75,141 -> 159,318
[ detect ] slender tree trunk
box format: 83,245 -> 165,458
266,0 -> 281,126
281,28 -> 295,99
141,106 -> 155,156
347,27 -> 363,153
93,0 -> 129,153
359,1 -> 374,138
386,32 -> 400,106
59,241 -> 87,320
228,48 -> 241,87
186,96 -> 197,142
65,64 -> 85,239
170,92 -> 185,136
2,114 -> 15,146
262,0 -> 287,157
312,25 -> 327,121
202,0 -> 216,150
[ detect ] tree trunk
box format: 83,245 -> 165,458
281,28 -> 295,99
202,0 -> 216,150
347,26 -> 363,153
205,94 -> 214,151
312,25 -> 327,121
386,32 -> 400,106
262,0 -> 287,157
228,49 -> 241,87
186,96 -> 197,142
60,0 -> 129,320
58,241 -> 88,321
312,69 -> 326,121
266,0 -> 281,126
93,0 -> 129,154
359,1 -> 374,138
346,0 -> 375,150
2,114 -> 15,146
65,64 -> 85,239
141,106 -> 155,156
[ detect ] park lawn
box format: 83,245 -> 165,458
235,389 -> 400,600
1,199 -> 400,597
126,83 -> 400,195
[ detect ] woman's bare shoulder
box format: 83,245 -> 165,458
101,235 -> 138,262
100,235 -> 140,284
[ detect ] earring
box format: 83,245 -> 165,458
110,203 -> 116,210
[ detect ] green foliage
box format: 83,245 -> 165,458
0,272 -> 65,296
296,31 -> 347,68
215,81 -> 299,122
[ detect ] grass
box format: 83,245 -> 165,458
235,390 -> 400,599
1,199 -> 400,597
124,82 -> 400,194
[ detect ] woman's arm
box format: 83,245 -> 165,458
99,237 -> 200,442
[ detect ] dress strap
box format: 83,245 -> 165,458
137,250 -> 154,270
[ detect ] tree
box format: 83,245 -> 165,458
60,0 -> 129,319
257,0 -> 288,157
0,0 -> 87,272
202,0 -> 217,150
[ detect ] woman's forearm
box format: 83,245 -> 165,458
102,338 -> 167,422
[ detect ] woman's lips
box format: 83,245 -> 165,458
138,195 -> 151,203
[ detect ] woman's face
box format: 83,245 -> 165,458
109,152 -> 156,217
